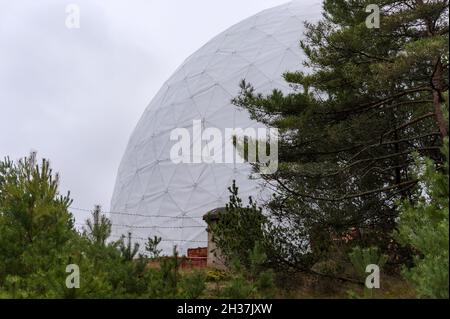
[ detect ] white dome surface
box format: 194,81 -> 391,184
110,1 -> 321,254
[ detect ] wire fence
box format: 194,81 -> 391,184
70,206 -> 205,220
71,206 -> 208,245
75,222 -> 205,230
108,234 -> 206,244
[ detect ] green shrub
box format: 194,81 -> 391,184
0,154 -> 209,299
180,271 -> 207,299
208,181 -> 268,270
397,139 -> 449,299
220,242 -> 276,299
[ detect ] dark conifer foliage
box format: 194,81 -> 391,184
233,0 -> 449,265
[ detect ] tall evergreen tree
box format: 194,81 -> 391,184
233,0 -> 448,266
0,153 -> 76,294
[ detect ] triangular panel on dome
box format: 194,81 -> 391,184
186,73 -> 217,97
140,165 -> 166,198
156,192 -> 184,217
139,191 -> 167,217
182,53 -> 216,78
152,132 -> 174,160
167,164 -> 196,191
160,82 -> 192,106
192,85 -> 222,119
205,104 -> 236,129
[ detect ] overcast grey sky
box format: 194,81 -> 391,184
0,0 -> 318,222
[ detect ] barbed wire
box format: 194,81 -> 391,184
75,222 -> 205,230
109,234 -> 206,244
70,206 -> 205,220
71,205 -> 209,246
72,206 -> 208,245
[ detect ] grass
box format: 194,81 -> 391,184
197,267 -> 417,299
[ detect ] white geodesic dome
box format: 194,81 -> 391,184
110,1 -> 322,254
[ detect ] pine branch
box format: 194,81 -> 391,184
275,178 -> 419,203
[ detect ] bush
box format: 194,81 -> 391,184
0,154 -> 208,299
220,242 -> 275,299
180,271 -> 207,299
205,269 -> 228,283
208,181 -> 269,270
347,246 -> 388,299
397,139 -> 449,299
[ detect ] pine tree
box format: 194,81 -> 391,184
145,236 -> 163,259
118,232 -> 140,261
0,153 -> 74,275
83,205 -> 112,246
233,0 -> 448,266
0,153 -> 77,297
0,152 -> 74,242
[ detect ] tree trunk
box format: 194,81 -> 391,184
432,58 -> 449,138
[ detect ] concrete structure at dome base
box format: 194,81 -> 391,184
203,208 -> 228,271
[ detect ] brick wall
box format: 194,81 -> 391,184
180,247 -> 208,269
